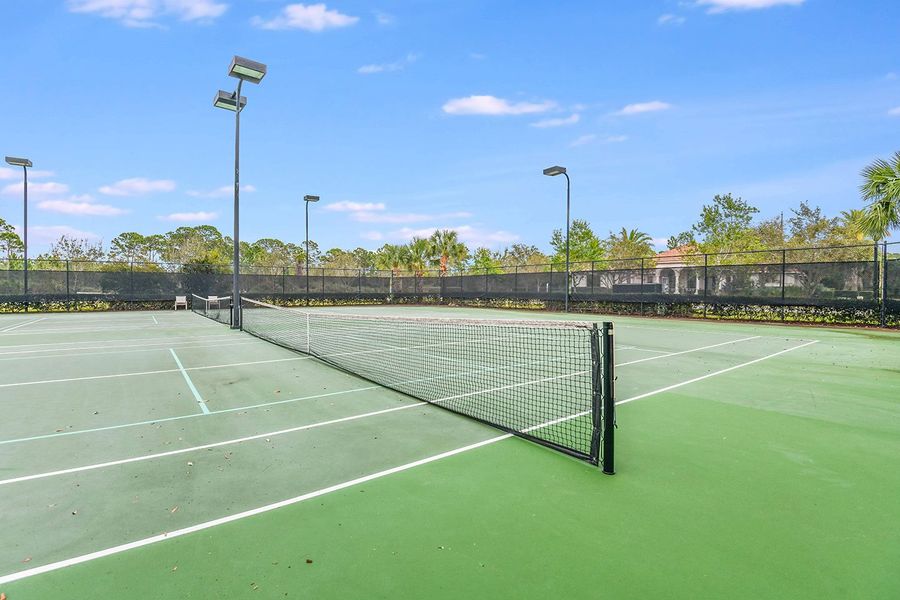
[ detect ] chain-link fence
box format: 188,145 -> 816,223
2,242 -> 898,326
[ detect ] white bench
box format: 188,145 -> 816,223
174,295 -> 187,310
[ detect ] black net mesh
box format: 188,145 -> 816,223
239,298 -> 611,464
191,294 -> 232,326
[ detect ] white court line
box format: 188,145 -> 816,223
0,402 -> 427,487
0,317 -> 48,333
0,385 -> 383,446
0,338 -> 822,585
0,333 -> 233,353
0,340 -> 263,363
170,349 -> 209,415
152,315 -> 159,325
616,340 -> 820,406
618,345 -> 671,354
0,322 -> 219,336
617,336 -> 760,367
0,356 -> 309,389
0,369 -> 584,486
0,435 -> 508,586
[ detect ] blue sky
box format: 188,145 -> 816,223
1,0 -> 899,255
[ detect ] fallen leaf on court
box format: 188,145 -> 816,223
170,506 -> 179,513
187,461 -> 193,467
1,591 -> 6,600
22,556 -> 32,563
274,389 -> 280,393
306,559 -> 313,564
172,566 -> 178,572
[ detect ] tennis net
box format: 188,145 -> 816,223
191,294 -> 232,326
239,297 -> 615,470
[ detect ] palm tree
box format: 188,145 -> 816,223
839,209 -> 869,242
375,244 -> 406,276
405,237 -> 431,276
860,151 -> 900,241
428,229 -> 469,274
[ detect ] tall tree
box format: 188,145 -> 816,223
44,235 -> 105,262
500,244 -> 549,270
428,229 -> 469,274
549,219 -> 604,267
374,244 -> 408,275
692,193 -> 761,255
604,228 -> 655,262
788,202 -> 835,247
404,237 -> 432,276
0,217 -> 24,263
666,231 -> 696,250
859,151 -> 900,241
471,247 -> 503,274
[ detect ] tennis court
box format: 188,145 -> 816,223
1,306 -> 898,598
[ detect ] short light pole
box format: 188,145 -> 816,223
213,56 -> 267,328
303,195 -> 320,304
543,165 -> 570,312
5,156 -> 32,305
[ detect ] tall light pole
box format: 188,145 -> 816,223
304,195 -> 320,304
543,165 -> 570,312
213,55 -> 267,328
5,156 -> 32,305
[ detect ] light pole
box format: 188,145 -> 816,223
213,56 -> 267,328
543,165 -> 570,312
303,195 -> 320,304
5,156 -> 32,305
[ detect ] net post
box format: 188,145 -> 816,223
590,322 -> 615,473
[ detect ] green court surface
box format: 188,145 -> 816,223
0,307 -> 898,598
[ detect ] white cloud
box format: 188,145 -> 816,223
469,52 -> 486,61
696,0 -> 804,13
442,95 -> 556,116
99,177 -> 176,196
29,225 -> 100,244
186,184 -> 255,198
616,100 -> 672,116
393,225 -> 519,248
38,197 -> 128,216
361,231 -> 384,241
1,181 -> 69,197
602,134 -> 629,143
570,134 -> 597,147
159,211 -> 218,222
531,114 -> 580,128
252,3 -> 359,31
324,201 -> 387,212
888,106 -> 900,116
658,14 -> 686,25
0,167 -> 55,180
67,0 -> 227,27
358,53 -> 419,75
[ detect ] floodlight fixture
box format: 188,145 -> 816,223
543,165 -> 566,177
213,90 -> 247,111
304,195 -> 320,203
5,156 -> 32,168
228,56 -> 267,84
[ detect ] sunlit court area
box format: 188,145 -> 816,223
3,1 -> 900,598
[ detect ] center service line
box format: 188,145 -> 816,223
169,348 -> 209,415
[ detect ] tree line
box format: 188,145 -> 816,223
1,151 -> 898,274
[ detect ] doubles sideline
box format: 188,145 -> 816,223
0,338 -> 819,585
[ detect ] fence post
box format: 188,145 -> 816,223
781,249 -> 787,321
639,257 -> 645,316
882,241 -> 888,328
703,254 -> 709,318
321,269 -> 325,300
873,243 -> 879,308
389,269 -> 394,300
358,268 -> 362,299
130,261 -> 135,302
549,263 -> 553,301
484,268 -> 489,298
514,265 -> 518,300
66,259 -> 71,310
282,266 -> 286,296
591,260 -> 595,298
